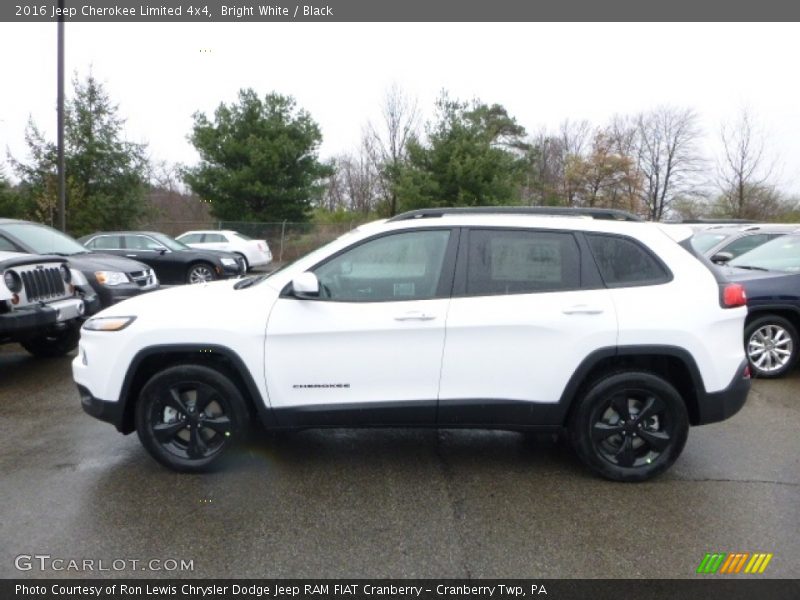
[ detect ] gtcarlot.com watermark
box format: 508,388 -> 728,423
14,554 -> 194,572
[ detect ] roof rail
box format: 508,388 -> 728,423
681,218 -> 758,224
387,206 -> 644,222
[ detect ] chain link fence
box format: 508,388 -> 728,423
141,220 -> 358,263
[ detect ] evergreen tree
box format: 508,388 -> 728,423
184,89 -> 332,223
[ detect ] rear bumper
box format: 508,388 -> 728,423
695,360 -> 751,425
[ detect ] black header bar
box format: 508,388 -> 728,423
3,0 -> 800,22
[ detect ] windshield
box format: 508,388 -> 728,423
729,235 -> 800,273
149,232 -> 190,251
0,222 -> 88,255
691,232 -> 728,253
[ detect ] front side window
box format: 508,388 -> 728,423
466,229 -> 581,295
125,235 -> 164,251
313,230 -> 451,302
721,234 -> 774,259
729,235 -> 800,272
587,233 -> 670,286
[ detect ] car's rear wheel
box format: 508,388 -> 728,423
235,253 -> 249,272
186,262 -> 216,284
135,365 -> 251,472
744,315 -> 798,379
569,372 -> 688,482
20,323 -> 80,358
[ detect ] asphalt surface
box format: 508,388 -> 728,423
0,345 -> 798,579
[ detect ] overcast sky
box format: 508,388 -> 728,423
1,22 -> 799,194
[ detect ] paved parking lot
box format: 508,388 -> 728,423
1,345 -> 798,579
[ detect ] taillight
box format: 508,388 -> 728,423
721,283 -> 747,308
743,364 -> 751,379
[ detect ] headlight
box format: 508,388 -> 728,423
95,271 -> 129,286
3,270 -> 22,293
220,258 -> 237,266
60,264 -> 71,282
83,316 -> 136,331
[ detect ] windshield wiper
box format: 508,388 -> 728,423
234,275 -> 267,290
731,265 -> 769,271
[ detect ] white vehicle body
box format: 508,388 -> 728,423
74,209 -> 751,480
176,230 -> 272,270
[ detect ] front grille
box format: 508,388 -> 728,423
130,269 -> 154,287
21,267 -> 66,301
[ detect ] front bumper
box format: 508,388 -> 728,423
1,297 -> 89,338
696,359 -> 751,425
78,384 -> 129,432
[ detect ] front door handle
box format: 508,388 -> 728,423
562,305 -> 604,315
126,254 -> 138,258
394,311 -> 436,322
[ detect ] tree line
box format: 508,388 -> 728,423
1,74 -> 798,237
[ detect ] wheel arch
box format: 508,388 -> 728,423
116,344 -> 275,434
745,305 -> 800,332
559,346 -> 706,427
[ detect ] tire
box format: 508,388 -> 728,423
20,324 -> 80,358
744,315 -> 798,379
135,365 -> 251,472
568,372 -> 689,482
186,262 -> 217,284
235,253 -> 249,272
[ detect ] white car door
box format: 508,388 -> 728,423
264,228 -> 457,426
438,228 -> 618,426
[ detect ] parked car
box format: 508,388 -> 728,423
0,219 -> 159,308
1,251 -> 100,356
176,230 -> 272,271
74,207 -> 750,481
720,233 -> 800,378
690,224 -> 797,264
79,231 -> 246,284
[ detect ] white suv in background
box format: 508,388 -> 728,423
73,207 -> 751,482
176,230 -> 272,271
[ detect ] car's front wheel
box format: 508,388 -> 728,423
186,262 -> 217,284
135,365 -> 251,472
20,323 -> 80,358
744,315 -> 798,379
569,372 -> 689,482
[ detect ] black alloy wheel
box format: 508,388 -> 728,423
569,372 -> 688,482
135,365 -> 250,472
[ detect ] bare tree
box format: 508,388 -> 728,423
368,83 -> 419,215
558,119 -> 592,206
635,107 -> 703,221
323,134 -> 381,214
716,108 -> 778,219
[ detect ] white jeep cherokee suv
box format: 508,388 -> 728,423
73,208 -> 751,481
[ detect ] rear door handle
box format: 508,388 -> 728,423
395,311 -> 436,321
562,305 -> 604,315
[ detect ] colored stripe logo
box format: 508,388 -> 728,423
696,552 -> 773,574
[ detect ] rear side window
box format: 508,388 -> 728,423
89,236 -> 122,250
587,233 -> 670,287
466,229 -> 581,295
180,233 -> 203,243
721,233 -> 774,259
203,233 -> 227,243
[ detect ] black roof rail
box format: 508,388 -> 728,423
680,218 -> 758,224
387,206 -> 644,222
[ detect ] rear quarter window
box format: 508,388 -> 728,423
587,233 -> 671,287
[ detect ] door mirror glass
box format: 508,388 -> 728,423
711,251 -> 733,264
292,272 -> 320,298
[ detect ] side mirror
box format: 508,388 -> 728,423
292,272 -> 320,299
711,251 -> 734,264
153,245 -> 168,255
